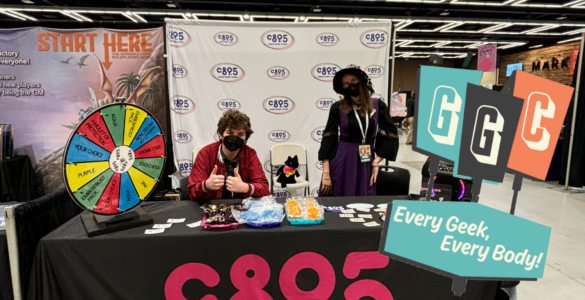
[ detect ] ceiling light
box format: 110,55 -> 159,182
185,12 -> 191,17
481,36 -> 488,40
313,6 -> 321,13
556,15 -> 567,20
244,14 -> 249,19
354,17 -> 359,21
529,44 -> 543,48
125,11 -> 132,16
300,16 -> 305,21
21,0 -> 35,4
440,10 -> 449,16
62,10 -> 70,14
558,37 -> 582,44
167,2 -> 176,8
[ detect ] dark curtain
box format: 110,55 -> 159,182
12,188 -> 82,300
560,49 -> 585,187
0,156 -> 36,202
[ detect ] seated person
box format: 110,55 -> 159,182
187,110 -> 270,202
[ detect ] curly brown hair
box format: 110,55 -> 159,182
217,109 -> 254,140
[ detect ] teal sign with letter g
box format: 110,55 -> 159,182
379,201 -> 551,281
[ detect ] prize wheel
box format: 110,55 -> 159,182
63,103 -> 166,215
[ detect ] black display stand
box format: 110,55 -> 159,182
81,206 -> 153,237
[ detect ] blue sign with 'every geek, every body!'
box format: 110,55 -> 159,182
380,201 -> 551,280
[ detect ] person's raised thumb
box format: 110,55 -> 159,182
211,165 -> 217,176
234,168 -> 240,178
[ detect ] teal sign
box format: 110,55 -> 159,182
413,66 -> 483,179
379,201 -> 551,295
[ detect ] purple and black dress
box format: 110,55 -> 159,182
318,98 -> 399,197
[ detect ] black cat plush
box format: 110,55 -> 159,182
276,155 -> 300,188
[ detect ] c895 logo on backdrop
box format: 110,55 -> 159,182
272,190 -> 292,198
316,33 -> 339,47
210,63 -> 245,82
264,159 -> 283,174
316,160 -> 323,170
268,130 -> 291,143
173,130 -> 193,144
167,27 -> 191,47
360,30 -> 388,49
312,63 -> 341,82
312,126 -> 325,143
311,187 -> 320,197
217,99 -> 241,111
267,66 -> 290,80
261,30 -> 295,50
172,64 -> 188,78
170,95 -> 196,115
365,65 -> 384,78
214,32 -> 238,46
263,96 -> 295,114
178,159 -> 193,177
316,98 -> 337,110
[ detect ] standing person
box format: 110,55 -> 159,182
318,65 -> 399,196
187,110 -> 270,202
405,92 -> 416,145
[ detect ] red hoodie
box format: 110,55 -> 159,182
187,141 -> 270,202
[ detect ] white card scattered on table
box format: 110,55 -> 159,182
350,218 -> 366,222
364,222 -> 380,227
358,214 -> 373,219
374,208 -> 386,212
187,221 -> 202,228
341,209 -> 356,214
356,208 -> 371,213
339,214 -> 354,218
145,228 -> 165,234
167,218 -> 186,223
153,224 -> 172,229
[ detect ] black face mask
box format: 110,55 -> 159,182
222,135 -> 244,151
344,82 -> 360,97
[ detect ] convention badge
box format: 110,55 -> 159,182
350,218 -> 366,222
359,145 -> 371,163
340,214 -> 355,218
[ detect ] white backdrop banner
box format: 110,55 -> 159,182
165,19 -> 392,195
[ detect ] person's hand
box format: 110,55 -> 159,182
226,168 -> 249,193
205,165 -> 225,191
370,165 -> 379,187
321,174 -> 332,195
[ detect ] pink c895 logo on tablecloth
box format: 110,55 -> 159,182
164,251 -> 392,300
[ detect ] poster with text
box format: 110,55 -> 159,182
0,27 -> 165,195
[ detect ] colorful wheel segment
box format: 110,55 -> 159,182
63,103 -> 166,215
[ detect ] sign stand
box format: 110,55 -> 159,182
510,174 -> 523,215
425,157 -> 440,201
81,206 -> 153,237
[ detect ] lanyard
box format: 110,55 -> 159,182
353,107 -> 369,144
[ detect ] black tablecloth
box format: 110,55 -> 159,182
28,196 -> 498,300
1,202 -> 18,300
0,156 -> 35,203
0,230 -> 12,300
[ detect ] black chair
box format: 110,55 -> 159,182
376,166 -> 411,196
179,177 -> 189,200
